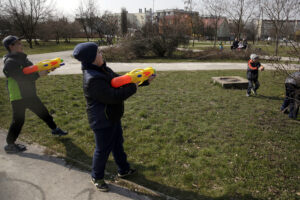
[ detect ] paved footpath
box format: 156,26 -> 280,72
1,50 -> 298,78
0,129 -> 152,200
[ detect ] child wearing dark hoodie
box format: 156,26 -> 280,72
73,42 -> 154,192
2,35 -> 68,154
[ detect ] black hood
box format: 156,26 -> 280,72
4,52 -> 27,63
81,61 -> 108,72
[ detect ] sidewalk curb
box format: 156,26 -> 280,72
46,149 -> 178,200
0,128 -> 178,200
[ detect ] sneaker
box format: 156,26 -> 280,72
91,178 -> 109,192
4,143 -> 27,154
246,93 -> 250,97
52,128 -> 68,136
117,168 -> 137,178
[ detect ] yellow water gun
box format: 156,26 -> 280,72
111,67 -> 156,88
23,57 -> 64,74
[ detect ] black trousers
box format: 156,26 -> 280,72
6,97 -> 57,144
91,121 -> 130,180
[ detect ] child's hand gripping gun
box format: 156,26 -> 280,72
111,67 -> 156,88
22,57 -> 65,74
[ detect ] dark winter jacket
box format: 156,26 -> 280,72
82,62 -> 137,130
247,60 -> 261,80
3,52 -> 39,101
285,71 -> 300,87
232,40 -> 239,48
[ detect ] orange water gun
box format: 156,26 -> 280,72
23,57 -> 65,74
111,67 -> 156,88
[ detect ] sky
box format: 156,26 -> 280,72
56,0 -> 187,17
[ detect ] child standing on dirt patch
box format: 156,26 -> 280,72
2,35 -> 68,154
73,42 -> 155,192
246,54 -> 264,97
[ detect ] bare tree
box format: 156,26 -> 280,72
95,11 -> 119,45
193,16 -> 204,41
244,19 -> 259,44
261,0 -> 300,56
200,0 -> 226,46
66,20 -> 82,42
184,0 -> 200,47
76,0 -> 99,41
121,8 -> 128,37
223,0 -> 257,40
0,14 -> 14,39
4,0 -> 52,48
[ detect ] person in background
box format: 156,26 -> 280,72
238,40 -> 244,50
246,54 -> 264,97
231,37 -> 239,50
280,71 -> 300,119
242,38 -> 248,49
219,41 -> 224,51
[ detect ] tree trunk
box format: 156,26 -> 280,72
275,30 -> 279,56
192,36 -> 195,47
56,34 -> 60,44
214,26 -> 218,47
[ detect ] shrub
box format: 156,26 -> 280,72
150,36 -> 167,57
126,36 -> 149,58
149,34 -> 189,57
102,45 -> 137,62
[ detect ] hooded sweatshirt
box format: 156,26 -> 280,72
3,52 -> 39,101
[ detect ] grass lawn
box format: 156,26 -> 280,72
184,42 -> 298,57
0,71 -> 299,200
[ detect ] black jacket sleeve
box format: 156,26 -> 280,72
139,80 -> 150,87
3,60 -> 39,81
87,77 -> 137,104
